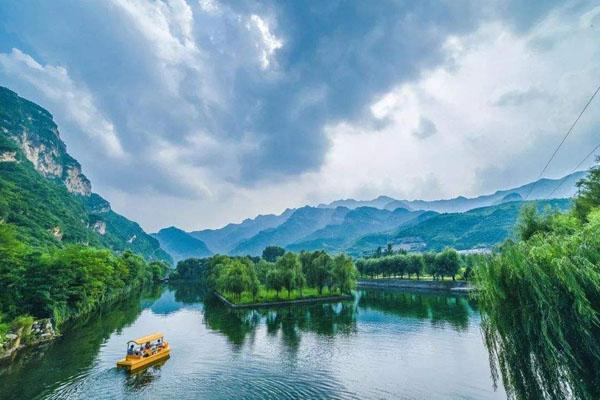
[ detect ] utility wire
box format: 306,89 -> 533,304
524,83 -> 600,200
546,142 -> 600,198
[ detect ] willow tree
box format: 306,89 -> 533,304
476,166 -> 600,400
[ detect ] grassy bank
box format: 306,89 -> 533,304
218,287 -> 350,305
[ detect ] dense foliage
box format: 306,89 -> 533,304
355,248 -> 477,281
0,223 -> 168,329
476,162 -> 600,400
172,249 -> 357,303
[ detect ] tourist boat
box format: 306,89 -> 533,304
116,332 -> 170,371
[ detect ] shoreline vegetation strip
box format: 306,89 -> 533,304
214,291 -> 353,308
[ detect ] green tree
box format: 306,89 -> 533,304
217,259 -> 251,301
262,245 -> 285,262
435,248 -> 460,281
266,268 -> 284,297
0,224 -> 29,318
276,253 -> 303,298
384,243 -> 393,256
308,253 -> 333,294
575,159 -> 600,221
174,258 -> 206,280
332,254 -> 357,294
407,254 -> 424,280
255,259 -> 274,286
516,204 -> 552,241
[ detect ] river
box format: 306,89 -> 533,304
0,285 -> 506,399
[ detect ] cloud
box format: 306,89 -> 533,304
248,14 -> 283,69
198,0 -> 219,14
493,88 -> 548,107
413,117 -> 438,139
310,3 -> 600,204
0,0 -> 598,230
0,48 -> 126,158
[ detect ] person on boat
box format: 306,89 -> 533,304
127,344 -> 135,355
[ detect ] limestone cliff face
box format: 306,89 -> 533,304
0,151 -> 17,162
0,87 -> 91,195
0,86 -> 173,264
64,165 -> 92,195
92,220 -> 107,235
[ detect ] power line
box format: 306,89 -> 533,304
546,142 -> 600,198
524,83 -> 600,200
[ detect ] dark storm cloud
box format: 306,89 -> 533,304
0,0 -> 568,198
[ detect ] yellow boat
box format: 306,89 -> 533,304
116,332 -> 170,372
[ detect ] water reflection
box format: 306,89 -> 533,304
170,281 -> 207,304
358,289 -> 476,331
123,359 -> 169,393
197,287 -> 475,351
0,286 -> 163,400
0,285 -> 502,400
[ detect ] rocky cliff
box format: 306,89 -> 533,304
0,86 -> 171,263
0,88 -> 91,195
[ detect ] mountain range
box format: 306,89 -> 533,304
158,171 -> 584,259
0,86 -> 171,263
1,85 -> 585,264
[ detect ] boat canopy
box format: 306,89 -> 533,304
129,332 -> 164,345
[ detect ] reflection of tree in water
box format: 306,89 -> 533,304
169,281 -> 209,304
202,297 -> 262,349
124,359 -> 168,393
201,296 -> 357,351
0,285 -> 164,399
358,289 -> 473,331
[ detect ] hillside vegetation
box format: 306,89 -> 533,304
0,86 -> 172,347
0,86 -> 170,262
160,175 -> 580,259
350,199 -> 571,255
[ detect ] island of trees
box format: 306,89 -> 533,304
172,246 -> 358,305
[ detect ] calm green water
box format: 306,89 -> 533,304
0,286 -> 505,399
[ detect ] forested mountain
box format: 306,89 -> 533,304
348,199 -> 572,256
286,207 -> 434,253
152,227 -> 211,262
230,206 -> 350,255
189,208 -> 294,254
166,171 -> 582,257
0,86 -> 171,262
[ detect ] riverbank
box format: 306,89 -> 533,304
214,291 -> 353,309
0,318 -> 58,362
0,283 -> 164,363
358,279 -> 475,292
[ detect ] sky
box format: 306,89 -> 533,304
0,0 -> 599,231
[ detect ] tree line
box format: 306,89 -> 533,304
355,248 -> 482,281
173,247 -> 358,302
0,223 -> 168,339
